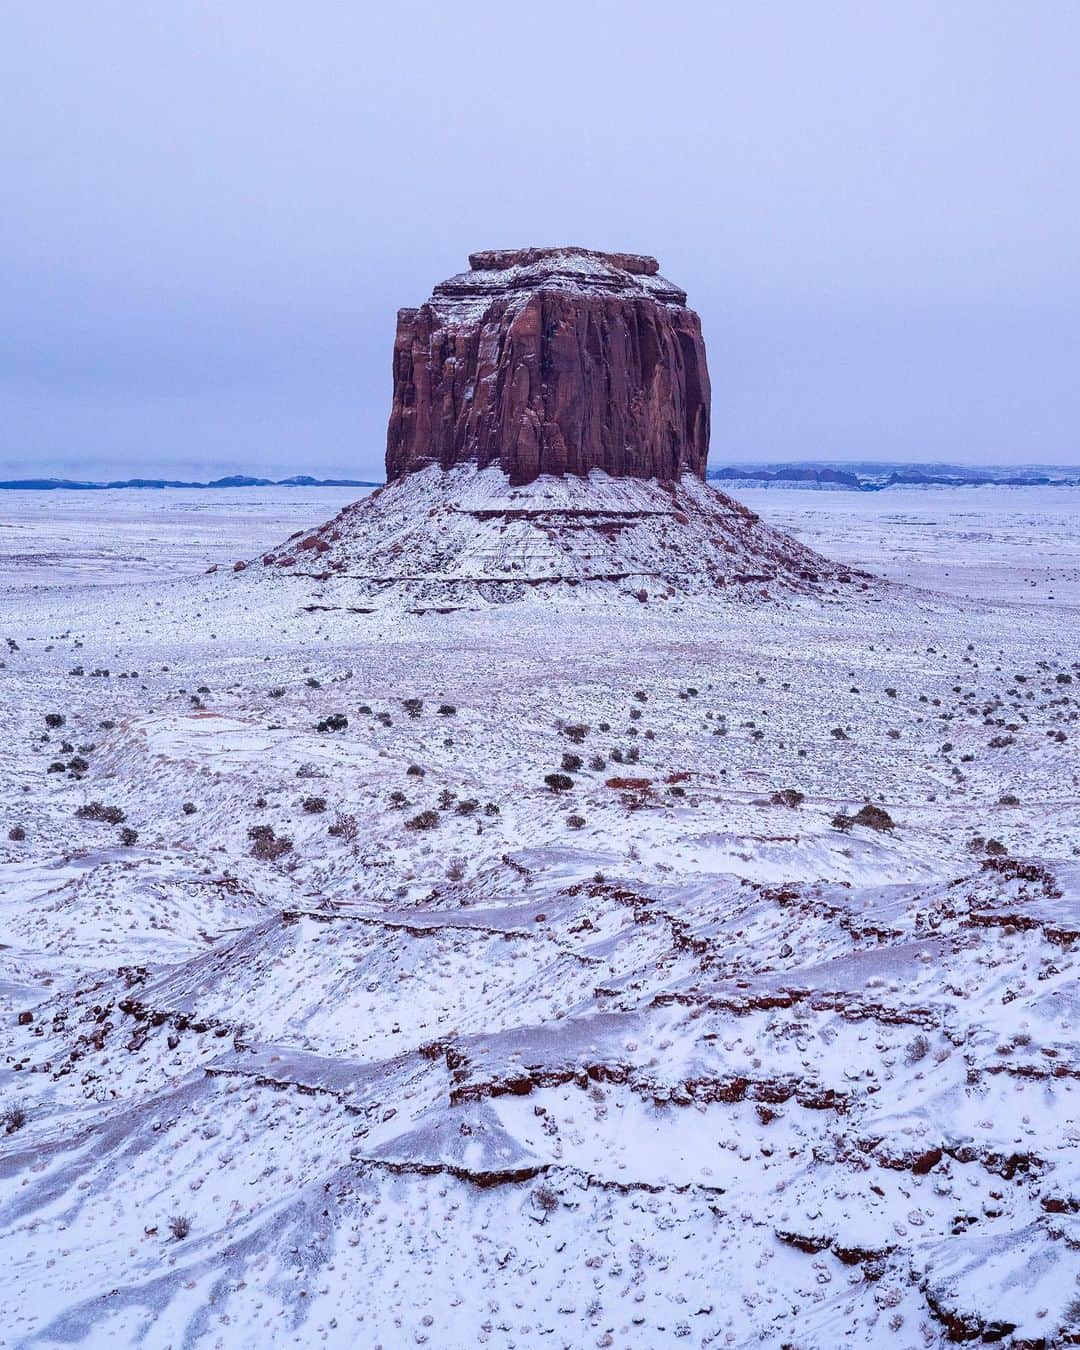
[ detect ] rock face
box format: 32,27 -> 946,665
386,247 -> 711,486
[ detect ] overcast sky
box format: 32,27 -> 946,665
2,1 -> 1078,481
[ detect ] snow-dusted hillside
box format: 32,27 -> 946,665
233,465 -> 849,609
1,487 -> 1078,1348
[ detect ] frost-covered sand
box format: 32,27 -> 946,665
1,486 -> 1078,1348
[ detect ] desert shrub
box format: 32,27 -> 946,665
305,677 -> 320,689
446,857 -> 466,881
68,756 -> 89,773
406,764 -> 425,777
989,734 -> 1015,749
544,773 -> 573,792
985,838 -> 1007,856
852,804 -> 895,832
376,711 -> 392,727
388,791 -> 408,809
44,713 -> 65,729
437,789 -> 455,810
182,801 -> 197,815
830,727 -> 849,740
905,1034 -> 930,1065
3,1104 -> 27,1133
315,713 -> 348,733
625,746 -> 640,764
633,690 -> 647,702
455,799 -> 479,816
302,796 -> 327,814
628,707 -> 642,721
437,703 -> 457,716
566,814 -> 586,829
47,761 -> 65,774
119,827 -> 138,846
533,1183 -> 560,1215
168,1215 -> 191,1240
998,793 -> 1020,806
328,813 -> 359,842
402,698 -> 423,718
484,802 -> 500,817
268,687 -> 285,698
248,825 -> 293,861
588,754 -> 606,772
770,789 -> 804,808
405,809 -> 439,831
8,826 -> 25,842
884,687 -> 897,698
561,752 -> 583,773
76,802 -> 126,825
563,723 -> 588,744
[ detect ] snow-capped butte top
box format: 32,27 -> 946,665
430,245 -> 688,309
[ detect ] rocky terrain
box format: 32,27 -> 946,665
1,482 -> 1078,1348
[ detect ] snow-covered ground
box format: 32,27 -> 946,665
1,485 -> 1078,1348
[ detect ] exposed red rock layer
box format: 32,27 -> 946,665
386,247 -> 711,486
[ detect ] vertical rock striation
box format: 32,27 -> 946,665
386,247 -> 711,486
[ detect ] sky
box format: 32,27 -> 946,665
2,1 -> 1079,482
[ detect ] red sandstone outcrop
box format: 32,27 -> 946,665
386,247 -> 711,486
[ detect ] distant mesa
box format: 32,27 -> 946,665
247,247 -> 850,606
0,475 -> 379,491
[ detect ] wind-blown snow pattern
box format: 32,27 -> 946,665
1,485 -> 1078,1348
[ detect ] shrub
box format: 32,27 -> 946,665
852,804 -> 895,831
588,754 -> 606,772
316,713 -> 348,733
830,727 -> 848,740
455,799 -> 479,816
446,857 -> 466,881
47,762 -> 66,774
405,809 -> 439,831
182,801 -> 197,815
302,796 -> 327,814
305,677 -> 321,689
770,789 -> 804,808
437,789 -> 455,810
120,827 -> 138,846
484,802 -> 500,817
985,838 -> 1008,856
268,687 -> 285,698
248,825 -> 293,861
3,1104 -> 27,1133
44,713 -> 65,729
76,802 -> 126,825
905,1034 -> 930,1065
406,764 -> 425,777
168,1215 -> 191,1241
563,724 -> 588,744
566,814 -> 586,829
402,698 -> 423,718
544,773 -> 573,792
998,793 -> 1020,807
8,825 -> 25,841
68,756 -> 89,773
388,791 -> 408,809
561,752 -> 583,773
328,813 -> 359,842
437,703 -> 457,716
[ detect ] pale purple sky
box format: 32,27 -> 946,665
2,1 -> 1078,480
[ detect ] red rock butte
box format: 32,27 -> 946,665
386,247 -> 711,486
